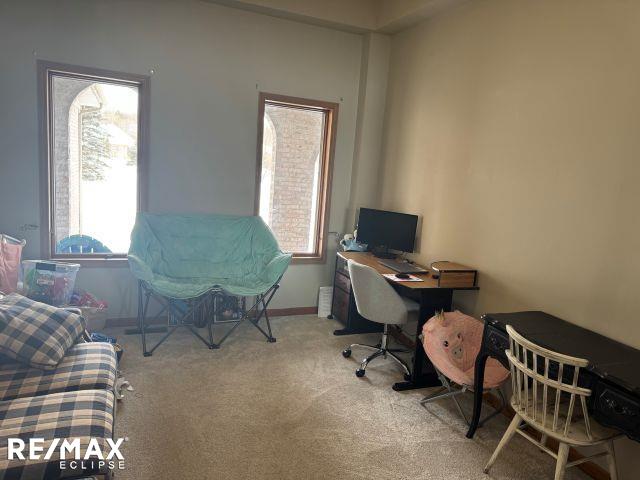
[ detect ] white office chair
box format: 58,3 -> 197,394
342,260 -> 417,378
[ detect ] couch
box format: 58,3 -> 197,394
128,213 -> 292,354
0,295 -> 119,480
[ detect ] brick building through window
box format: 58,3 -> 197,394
256,94 -> 338,262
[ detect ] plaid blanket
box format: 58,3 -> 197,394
0,294 -> 86,369
0,389 -> 115,480
0,342 -> 117,402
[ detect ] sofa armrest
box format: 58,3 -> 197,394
262,252 -> 292,284
127,254 -> 154,282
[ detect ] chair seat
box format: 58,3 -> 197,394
0,342 -> 117,402
425,357 -> 508,389
511,394 -> 622,446
454,357 -> 509,389
0,389 -> 115,479
422,311 -> 510,389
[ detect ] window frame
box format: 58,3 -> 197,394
37,60 -> 149,266
255,92 -> 338,264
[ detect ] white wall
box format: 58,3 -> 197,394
378,0 -> 640,476
0,0 -> 363,317
346,32 -> 390,231
206,0 -> 378,31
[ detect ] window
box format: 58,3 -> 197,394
256,93 -> 338,262
38,62 -> 148,262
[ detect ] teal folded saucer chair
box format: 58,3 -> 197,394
128,213 -> 292,356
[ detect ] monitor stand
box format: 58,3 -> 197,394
371,246 -> 397,259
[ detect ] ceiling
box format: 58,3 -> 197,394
201,0 -> 470,34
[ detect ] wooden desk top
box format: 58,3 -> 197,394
338,251 -> 479,291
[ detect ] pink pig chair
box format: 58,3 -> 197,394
420,310 -> 510,426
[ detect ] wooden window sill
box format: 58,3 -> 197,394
291,255 -> 327,265
48,257 -> 129,268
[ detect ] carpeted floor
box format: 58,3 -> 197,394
108,315 -> 588,480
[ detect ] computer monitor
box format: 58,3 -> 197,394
356,208 -> 419,258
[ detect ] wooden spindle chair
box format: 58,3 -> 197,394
484,325 -> 622,480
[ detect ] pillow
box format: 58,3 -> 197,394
0,293 -> 86,369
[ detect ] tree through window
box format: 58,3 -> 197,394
39,62 -> 148,260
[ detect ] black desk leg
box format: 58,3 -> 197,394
466,352 -> 489,438
392,289 -> 453,391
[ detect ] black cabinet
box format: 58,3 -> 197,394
329,253 -> 383,336
467,311 -> 640,443
593,383 -> 640,441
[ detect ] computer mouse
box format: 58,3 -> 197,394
395,273 -> 410,279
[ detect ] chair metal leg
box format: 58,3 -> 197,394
140,285 -> 151,357
484,413 -> 522,474
347,343 -> 383,353
214,284 -> 280,347
343,324 -> 410,378
137,282 -> 146,355
420,386 -> 448,403
380,326 -> 389,350
554,443 -> 570,480
421,367 -> 505,427
451,389 -> 469,424
420,387 -> 463,403
261,295 -> 275,342
420,371 -> 469,422
477,387 -> 506,427
207,294 -> 217,348
360,350 -> 384,369
137,286 -> 218,355
386,351 -> 410,375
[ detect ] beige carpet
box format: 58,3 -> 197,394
108,315 -> 588,480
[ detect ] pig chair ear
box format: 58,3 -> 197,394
424,311 -> 443,333
439,310 -> 451,327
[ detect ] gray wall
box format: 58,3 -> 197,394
0,0 -> 363,318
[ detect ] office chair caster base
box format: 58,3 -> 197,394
404,373 -> 412,381
267,337 -> 276,343
342,349 -> 352,358
355,368 -> 366,378
327,314 -> 334,319
143,352 -> 152,357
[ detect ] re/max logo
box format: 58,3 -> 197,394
7,438 -> 125,461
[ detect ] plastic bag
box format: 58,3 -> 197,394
0,234 -> 25,294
